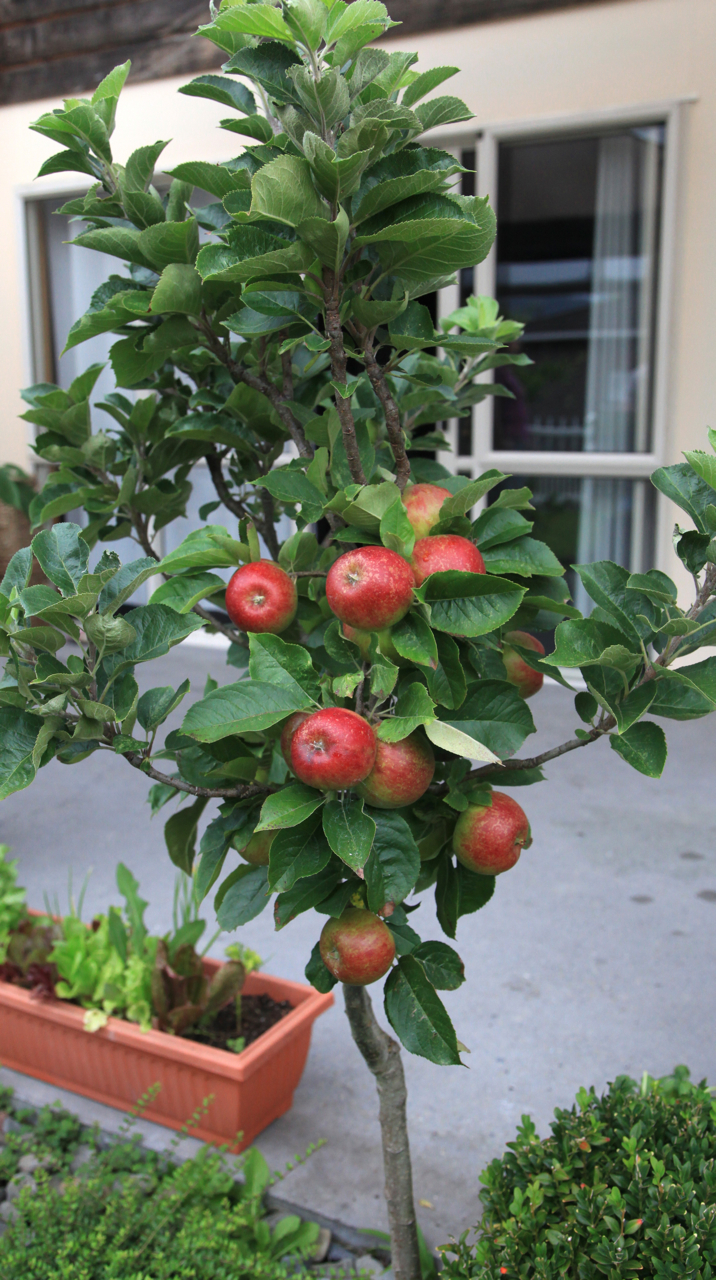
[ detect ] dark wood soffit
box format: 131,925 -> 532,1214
0,0 -> 220,107
1,0 -> 637,107
381,0 -> 635,35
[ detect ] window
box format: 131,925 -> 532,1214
443,119 -> 669,609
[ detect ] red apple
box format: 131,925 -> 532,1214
410,535 -> 485,587
342,623 -> 372,660
502,630 -> 545,699
326,546 -> 415,631
453,791 -> 532,875
290,707 -> 376,790
357,732 -> 435,809
225,560 -> 297,634
233,830 -> 275,866
319,908 -> 396,985
280,711 -> 310,768
402,483 -> 452,538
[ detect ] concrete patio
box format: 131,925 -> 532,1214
1,639 -> 715,1251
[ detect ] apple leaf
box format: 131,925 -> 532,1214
183,681 -> 313,743
215,865 -> 270,929
376,682 -> 435,742
322,795 -> 376,871
610,722 -> 667,778
364,810 -> 421,911
424,719 -> 501,764
416,571 -> 525,637
248,633 -> 321,701
413,940 -> 465,990
384,955 -> 461,1065
274,864 -> 343,929
444,680 -> 535,760
389,613 -> 438,668
268,815 -> 332,891
305,941 -> 338,992
256,784 -> 325,831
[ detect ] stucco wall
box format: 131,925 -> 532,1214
0,0 -> 712,581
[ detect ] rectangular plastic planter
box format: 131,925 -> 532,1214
0,964 -> 333,1149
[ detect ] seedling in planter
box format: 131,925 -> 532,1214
1,7 -> 715,1277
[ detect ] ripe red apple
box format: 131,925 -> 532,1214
225,560 -> 297,634
290,707 -> 376,790
357,732 -> 435,809
410,535 -> 485,587
402,483 -> 452,538
342,623 -> 372,660
319,908 -> 396,985
453,791 -> 532,875
233,830 -> 275,866
280,711 -> 310,768
502,630 -> 545,699
326,546 -> 415,631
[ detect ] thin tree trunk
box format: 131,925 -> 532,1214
342,984 -> 421,1280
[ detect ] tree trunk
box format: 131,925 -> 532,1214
342,983 -> 422,1280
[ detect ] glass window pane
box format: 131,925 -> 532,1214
490,474 -> 655,613
493,126 -> 664,454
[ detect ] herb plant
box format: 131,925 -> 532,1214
0,3 -> 715,1276
440,1067 -> 716,1280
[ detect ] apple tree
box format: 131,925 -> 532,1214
2,4 -> 716,1277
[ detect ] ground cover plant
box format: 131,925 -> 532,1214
1,1 -> 716,1275
0,1086 -> 320,1278
0,846 -> 266,1047
439,1066 -> 716,1279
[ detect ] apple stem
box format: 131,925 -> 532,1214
343,984 -> 421,1280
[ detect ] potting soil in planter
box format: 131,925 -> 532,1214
183,994 -> 293,1053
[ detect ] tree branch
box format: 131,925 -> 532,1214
343,985 -> 421,1280
361,339 -> 411,491
258,485 -> 281,560
120,750 -> 273,801
205,448 -> 281,561
196,314 -> 313,460
323,269 -> 366,485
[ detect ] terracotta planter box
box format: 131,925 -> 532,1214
0,962 -> 333,1150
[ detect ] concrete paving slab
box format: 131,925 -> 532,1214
1,642 -> 715,1252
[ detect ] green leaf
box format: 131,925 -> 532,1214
417,571 -> 525,638
99,557 -> 157,615
168,159 -> 252,200
297,208 -> 350,272
544,619 -> 639,668
456,863 -> 495,918
401,66 -> 459,107
626,570 -> 678,606
269,815 -> 332,891
415,96 -> 473,132
610,721 -> 667,777
574,561 -> 659,643
613,682 -> 657,733
305,941 -> 338,992
256,783 -> 325,832
204,3 -> 294,40
149,572 -> 226,614
384,955 -> 460,1065
178,74 -> 257,115
364,810 -> 421,912
274,864 -> 342,929
151,264 -> 202,315
196,806 -> 258,901
649,678 -> 714,720
250,155 -> 326,226
124,139 -> 169,192
651,462 -> 715,535
216,865 -> 270,929
183,682 -> 312,743
482,536 -> 563,579
256,469 -> 325,523
164,797 -> 207,874
390,613 -> 438,668
158,526 -> 240,573
413,940 -> 465,990
0,547 -> 33,597
248,633 -> 320,701
137,679 -> 190,731
197,234 -> 314,284
446,680 -> 535,760
376,682 -> 435,742
322,796 -> 376,871
424,718 -> 501,764
31,523 -> 89,595
380,496 -> 416,557
424,632 -> 466,710
684,448 -> 716,492
472,507 -> 533,549
0,708 -> 43,800
139,219 -> 199,270
121,605 -> 203,663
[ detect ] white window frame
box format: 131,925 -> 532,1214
430,97 -> 693,570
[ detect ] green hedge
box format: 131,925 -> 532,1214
440,1067 -> 716,1279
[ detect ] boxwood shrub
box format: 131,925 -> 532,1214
440,1067 -> 716,1279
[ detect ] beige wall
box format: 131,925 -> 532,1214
0,0 -> 713,584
